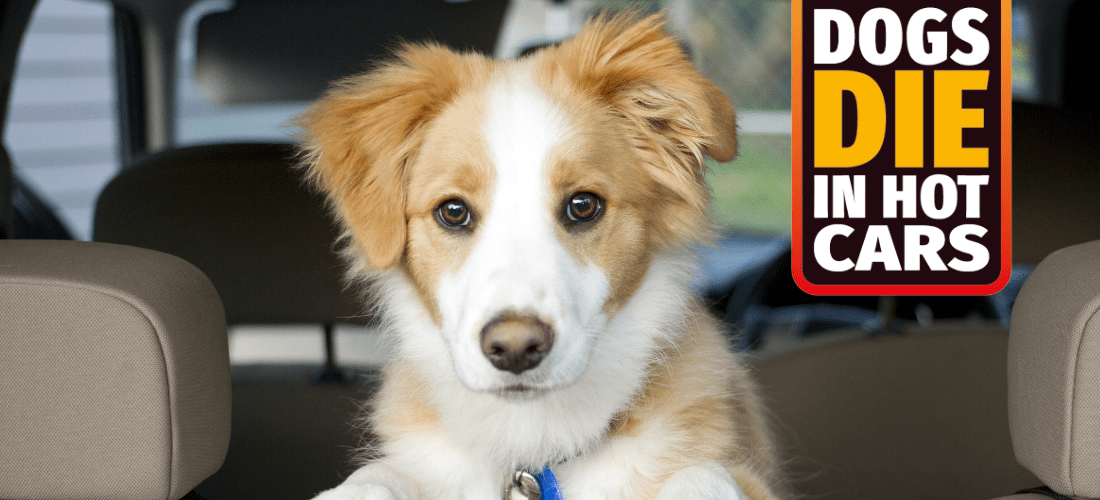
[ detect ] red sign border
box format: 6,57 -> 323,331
791,0 -> 1013,296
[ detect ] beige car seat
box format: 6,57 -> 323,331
757,322 -> 1038,500
992,239 -> 1100,500
0,240 -> 230,500
93,143 -> 375,500
752,101 -> 1100,500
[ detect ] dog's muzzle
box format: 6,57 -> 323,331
480,314 -> 554,374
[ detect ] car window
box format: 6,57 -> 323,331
1011,5 -> 1037,100
673,0 -> 793,235
173,0 -> 309,146
2,0 -> 117,240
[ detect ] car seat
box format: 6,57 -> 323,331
94,142 -> 360,327
93,142 -> 374,500
0,240 -> 230,500
751,101 -> 1100,500
991,239 -> 1100,500
756,322 -> 1038,500
1011,102 -> 1100,265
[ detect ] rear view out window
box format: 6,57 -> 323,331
3,0 -> 118,240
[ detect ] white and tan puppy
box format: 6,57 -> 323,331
298,13 -> 783,500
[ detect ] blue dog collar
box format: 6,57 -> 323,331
535,467 -> 562,500
508,467 -> 563,500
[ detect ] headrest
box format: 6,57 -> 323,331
94,143 -> 363,324
0,240 -> 230,500
1012,102 -> 1100,264
1009,239 -> 1100,498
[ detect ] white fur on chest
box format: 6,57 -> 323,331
364,250 -> 696,499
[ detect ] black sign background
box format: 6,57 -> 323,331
794,0 -> 1009,293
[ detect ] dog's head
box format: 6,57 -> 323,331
298,13 -> 736,397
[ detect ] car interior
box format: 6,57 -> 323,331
2,0 -> 1098,499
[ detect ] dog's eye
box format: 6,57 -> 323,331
436,199 -> 472,229
566,192 -> 602,223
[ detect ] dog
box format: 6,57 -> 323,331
296,12 -> 783,500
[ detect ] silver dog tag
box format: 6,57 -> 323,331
502,469 -> 541,500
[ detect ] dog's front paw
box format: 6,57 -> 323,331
655,463 -> 748,500
312,483 -> 404,500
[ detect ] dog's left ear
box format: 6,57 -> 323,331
548,13 -> 737,243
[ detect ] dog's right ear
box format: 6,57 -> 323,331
297,44 -> 488,270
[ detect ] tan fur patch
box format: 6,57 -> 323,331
403,90 -> 496,319
538,101 -> 655,314
297,44 -> 495,272
532,13 -> 738,253
606,304 -> 782,499
370,360 -> 441,447
522,12 -> 740,314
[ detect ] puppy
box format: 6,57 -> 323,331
297,13 -> 783,500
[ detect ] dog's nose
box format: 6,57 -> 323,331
480,315 -> 554,374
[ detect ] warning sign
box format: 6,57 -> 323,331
792,0 -> 1012,295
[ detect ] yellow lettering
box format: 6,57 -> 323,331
934,70 -> 988,167
814,70 -> 886,168
895,70 -> 923,167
